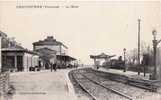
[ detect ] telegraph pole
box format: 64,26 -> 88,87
153,30 -> 157,80
138,19 -> 141,75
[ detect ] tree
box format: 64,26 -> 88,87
129,48 -> 138,64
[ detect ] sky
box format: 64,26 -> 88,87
0,1 -> 161,64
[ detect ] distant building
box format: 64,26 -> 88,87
90,53 -> 116,68
33,36 -> 68,55
33,36 -> 76,68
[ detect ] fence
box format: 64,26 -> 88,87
0,72 -> 9,98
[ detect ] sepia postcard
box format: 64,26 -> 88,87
0,0 -> 161,100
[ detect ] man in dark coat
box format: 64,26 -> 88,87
50,63 -> 53,72
53,63 -> 57,71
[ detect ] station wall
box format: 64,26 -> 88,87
23,53 -> 39,72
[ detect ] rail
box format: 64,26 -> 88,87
80,73 -> 134,100
89,68 -> 159,92
72,70 -> 134,100
71,72 -> 97,100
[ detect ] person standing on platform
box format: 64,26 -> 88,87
50,62 -> 53,72
53,63 -> 57,71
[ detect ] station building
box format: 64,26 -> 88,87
33,36 -> 76,68
2,46 -> 39,72
33,36 -> 68,55
0,31 -> 39,72
0,31 -> 76,72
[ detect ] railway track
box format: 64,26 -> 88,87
71,72 -> 97,100
83,68 -> 160,92
71,70 -> 134,100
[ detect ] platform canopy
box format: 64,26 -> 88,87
57,55 -> 76,61
90,53 -> 116,59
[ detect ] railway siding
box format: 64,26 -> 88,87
90,68 -> 160,92
69,68 -> 161,100
72,71 -> 129,100
81,73 -> 133,100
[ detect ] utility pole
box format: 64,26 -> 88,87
153,30 -> 157,80
138,19 -> 141,75
152,30 -> 161,80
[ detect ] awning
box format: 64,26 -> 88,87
90,53 -> 115,59
2,47 -> 38,55
56,55 -> 76,61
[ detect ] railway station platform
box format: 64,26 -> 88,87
94,67 -> 150,80
7,69 -> 78,100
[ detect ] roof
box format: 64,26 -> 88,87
0,31 -> 7,38
33,36 -> 68,49
2,46 -> 24,51
35,47 -> 56,54
2,46 -> 38,55
0,31 -> 38,55
90,53 -> 116,59
57,55 -> 76,61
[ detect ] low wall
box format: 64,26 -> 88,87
0,72 -> 9,97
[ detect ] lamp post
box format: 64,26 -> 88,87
123,48 -> 126,72
152,30 -> 161,80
